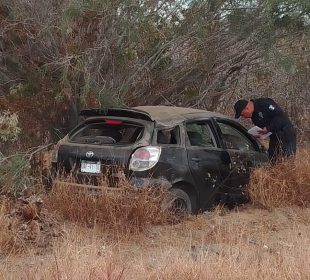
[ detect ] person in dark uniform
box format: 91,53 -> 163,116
234,98 -> 296,162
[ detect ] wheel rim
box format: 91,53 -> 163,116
172,197 -> 188,213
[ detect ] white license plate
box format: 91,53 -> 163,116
80,160 -> 101,174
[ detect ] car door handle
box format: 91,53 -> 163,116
191,157 -> 200,162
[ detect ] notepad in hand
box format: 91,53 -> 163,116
248,126 -> 272,140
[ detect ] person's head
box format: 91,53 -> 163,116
234,99 -> 254,119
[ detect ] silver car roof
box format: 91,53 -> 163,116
133,106 -> 228,126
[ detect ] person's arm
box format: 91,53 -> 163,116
265,103 -> 289,132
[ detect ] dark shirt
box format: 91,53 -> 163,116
251,98 -> 292,133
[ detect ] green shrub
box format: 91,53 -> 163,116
0,155 -> 31,197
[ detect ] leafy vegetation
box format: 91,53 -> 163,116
0,154 -> 31,196
0,0 -> 309,147
0,110 -> 20,142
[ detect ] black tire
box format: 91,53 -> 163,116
167,188 -> 196,214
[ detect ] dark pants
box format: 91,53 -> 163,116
268,125 -> 296,163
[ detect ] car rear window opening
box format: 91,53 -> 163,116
69,120 -> 144,145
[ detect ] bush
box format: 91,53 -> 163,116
0,110 -> 21,143
44,178 -> 174,236
0,199 -> 24,254
249,148 -> 310,208
0,154 -> 31,197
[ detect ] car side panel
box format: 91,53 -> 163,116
187,146 -> 231,210
130,145 -> 194,189
184,118 -> 232,210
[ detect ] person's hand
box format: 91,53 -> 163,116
254,127 -> 269,140
258,127 -> 268,135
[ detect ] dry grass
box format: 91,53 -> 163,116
44,178 -> 174,236
249,148 -> 310,208
0,221 -> 126,279
1,148 -> 310,279
1,207 -> 309,279
0,199 -> 25,255
0,201 -> 14,253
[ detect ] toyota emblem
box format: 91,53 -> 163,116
86,151 -> 94,158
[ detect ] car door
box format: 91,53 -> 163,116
185,119 -> 231,209
214,119 -> 269,194
150,125 -> 190,184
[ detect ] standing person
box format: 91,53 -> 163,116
234,98 -> 296,162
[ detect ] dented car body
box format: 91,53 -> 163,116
51,106 -> 269,213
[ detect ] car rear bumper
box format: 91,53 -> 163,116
51,163 -> 172,190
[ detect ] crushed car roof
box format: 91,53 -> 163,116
134,106 -> 226,124
80,106 -> 228,126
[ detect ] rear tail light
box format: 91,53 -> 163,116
129,146 -> 161,171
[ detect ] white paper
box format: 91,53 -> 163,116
247,126 -> 272,140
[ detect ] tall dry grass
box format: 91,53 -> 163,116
1,207 -> 309,280
0,229 -> 127,279
1,147 -> 310,279
44,179 -> 174,236
0,199 -> 25,254
249,148 -> 310,208
0,201 -> 14,254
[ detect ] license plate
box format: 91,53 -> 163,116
80,160 -> 101,174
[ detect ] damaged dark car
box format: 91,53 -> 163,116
51,106 -> 269,213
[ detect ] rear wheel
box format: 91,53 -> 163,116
166,188 -> 196,214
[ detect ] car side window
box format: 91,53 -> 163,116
157,126 -> 180,144
217,122 -> 256,151
186,122 -> 216,147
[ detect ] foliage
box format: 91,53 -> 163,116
0,154 -> 31,197
0,0 -> 309,146
249,148 -> 310,208
45,180 -> 174,233
0,111 -> 21,142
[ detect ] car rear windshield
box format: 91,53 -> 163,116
69,120 -> 144,145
